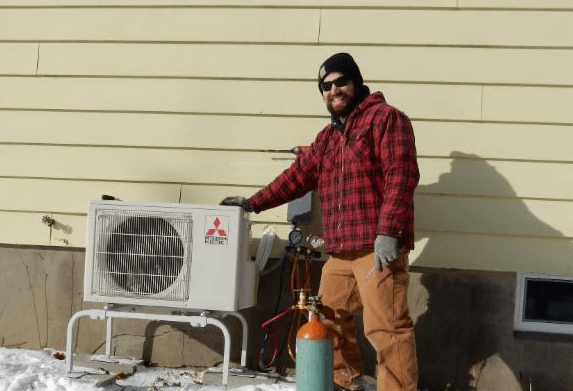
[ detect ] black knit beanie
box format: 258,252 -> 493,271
318,53 -> 364,94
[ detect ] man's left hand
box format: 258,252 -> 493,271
374,235 -> 399,270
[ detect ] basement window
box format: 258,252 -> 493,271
514,272 -> 573,336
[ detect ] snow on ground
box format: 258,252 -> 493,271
0,347 -> 297,391
0,347 -> 437,391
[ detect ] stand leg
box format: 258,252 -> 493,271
66,314 -> 79,372
106,316 -> 114,357
231,311 -> 249,367
66,309 -> 103,372
207,317 -> 231,387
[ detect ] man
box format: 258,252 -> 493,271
221,53 -> 419,391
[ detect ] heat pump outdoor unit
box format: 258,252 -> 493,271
83,200 -> 257,311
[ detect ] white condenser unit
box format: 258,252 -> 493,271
83,200 -> 257,311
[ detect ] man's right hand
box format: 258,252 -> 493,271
220,196 -> 252,212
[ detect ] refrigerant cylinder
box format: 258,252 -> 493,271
296,313 -> 333,391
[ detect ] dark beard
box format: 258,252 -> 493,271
326,88 -> 366,118
326,96 -> 356,118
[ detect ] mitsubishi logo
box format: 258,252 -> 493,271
205,216 -> 229,245
206,217 -> 228,237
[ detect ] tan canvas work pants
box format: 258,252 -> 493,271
318,250 -> 418,391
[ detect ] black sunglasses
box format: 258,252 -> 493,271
321,76 -> 351,92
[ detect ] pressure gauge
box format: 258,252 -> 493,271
309,235 -> 324,249
289,229 -> 304,245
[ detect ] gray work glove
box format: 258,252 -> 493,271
220,196 -> 253,212
374,235 -> 399,270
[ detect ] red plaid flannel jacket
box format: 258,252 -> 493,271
248,92 -> 419,253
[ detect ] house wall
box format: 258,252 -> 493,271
0,1 -> 571,272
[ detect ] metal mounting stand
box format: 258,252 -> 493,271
65,305 -> 249,386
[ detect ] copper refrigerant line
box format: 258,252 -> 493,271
258,238 -> 323,370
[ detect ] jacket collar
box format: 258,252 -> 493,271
330,87 -> 385,132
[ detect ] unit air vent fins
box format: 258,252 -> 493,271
90,209 -> 192,301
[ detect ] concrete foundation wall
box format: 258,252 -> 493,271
408,269 -> 573,391
1,245 -> 571,391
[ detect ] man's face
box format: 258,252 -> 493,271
321,71 -> 357,119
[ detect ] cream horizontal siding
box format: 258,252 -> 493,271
2,147 -> 571,242
3,112 -> 573,164
458,0 -> 573,9
5,176 -> 572,246
415,122 -> 573,162
4,113 -> 573,163
416,196 -> 573,238
6,72 -> 573,125
38,44 -> 324,79
0,78 -> 322,115
0,111 -> 322,150
0,178 -> 287,224
411,234 -> 573,273
0,1 -> 456,7
0,4 -> 572,273
419,159 -> 573,200
0,145 -> 292,185
2,1 -> 572,9
35,43 -> 573,89
0,78 -> 481,120
0,43 -> 38,75
0,178 -> 290,252
2,156 -> 572,211
0,212 -> 49,245
356,47 -> 573,86
0,8 -> 318,42
0,178 -> 181,212
320,10 -> 573,47
4,8 -> 573,47
483,86 -> 573,124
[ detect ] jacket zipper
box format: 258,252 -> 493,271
338,135 -> 345,249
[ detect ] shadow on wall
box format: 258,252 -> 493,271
413,152 -> 573,391
414,151 -> 572,271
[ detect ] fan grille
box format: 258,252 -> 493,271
91,209 -> 192,301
